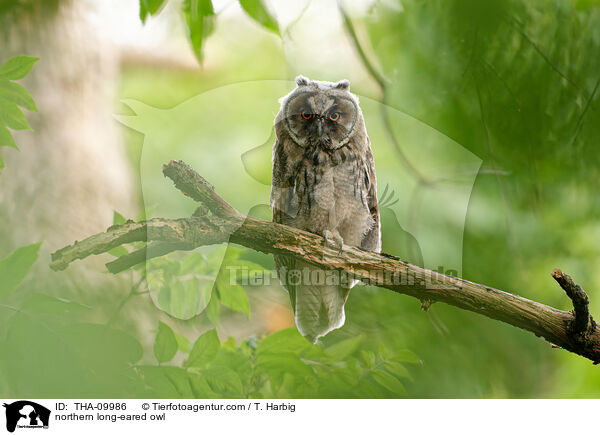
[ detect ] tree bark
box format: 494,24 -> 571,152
0,0 -> 136,255
50,160 -> 600,364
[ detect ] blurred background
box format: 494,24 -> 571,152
0,0 -> 599,398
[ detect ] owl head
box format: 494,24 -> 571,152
276,76 -> 362,151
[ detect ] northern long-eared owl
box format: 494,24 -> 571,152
271,76 -> 381,342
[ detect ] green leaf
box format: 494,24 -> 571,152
205,286 -> 220,325
0,242 -> 41,300
137,366 -> 194,397
0,80 -> 37,111
222,336 -> 236,351
174,331 -> 191,353
162,366 -> 195,398
107,246 -> 129,257
0,124 -> 17,149
256,352 -> 313,378
21,293 -> 91,315
212,348 -> 252,385
154,321 -> 178,363
0,153 -> 4,172
239,0 -> 280,35
0,56 -> 38,80
255,352 -> 314,392
183,0 -> 215,61
154,274 -> 213,320
62,323 -> 143,366
217,277 -> 249,316
113,210 -> 126,225
2,315 -> 142,396
139,0 -> 167,23
199,366 -> 243,397
344,357 -> 364,381
324,334 -> 364,362
188,328 -> 220,368
390,349 -> 421,364
384,361 -> 412,380
139,1 -> 148,22
180,278 -> 213,319
189,373 -> 219,398
371,369 -> 407,395
180,252 -> 208,275
137,366 -> 179,396
266,370 -> 284,394
257,327 -> 311,355
360,350 -> 376,369
0,99 -> 31,130
377,342 -> 389,360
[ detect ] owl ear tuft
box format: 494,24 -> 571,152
296,76 -> 310,87
334,79 -> 350,90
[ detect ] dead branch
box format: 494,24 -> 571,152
50,160 -> 600,364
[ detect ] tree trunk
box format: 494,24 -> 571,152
0,0 -> 136,258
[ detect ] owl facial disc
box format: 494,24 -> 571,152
283,88 -> 358,150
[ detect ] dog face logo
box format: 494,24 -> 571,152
3,401 -> 50,433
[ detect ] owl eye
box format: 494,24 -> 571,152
329,112 -> 340,121
301,111 -> 313,119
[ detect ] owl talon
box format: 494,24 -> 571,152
323,230 -> 344,255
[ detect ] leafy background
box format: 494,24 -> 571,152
1,0 -> 600,398
0,55 -> 38,172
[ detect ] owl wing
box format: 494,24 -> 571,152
361,139 -> 381,253
271,138 -> 298,311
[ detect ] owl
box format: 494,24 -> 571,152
271,76 -> 381,343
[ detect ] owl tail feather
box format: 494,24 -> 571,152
294,281 -> 349,344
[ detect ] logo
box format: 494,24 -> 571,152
3,401 -> 50,433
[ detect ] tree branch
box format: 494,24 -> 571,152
50,160 -> 600,364
552,269 -> 594,336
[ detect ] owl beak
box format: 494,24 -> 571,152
316,118 -> 324,137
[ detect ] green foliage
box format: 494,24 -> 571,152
139,0 -> 168,23
0,55 -> 38,173
139,0 -> 217,61
0,96 -> 31,130
183,0 -> 215,61
112,210 -> 127,225
216,275 -> 250,316
2,0 -> 599,400
0,297 -> 143,396
154,321 -> 178,363
146,252 -> 215,319
0,55 -> 38,80
239,0 -> 280,35
173,329 -> 192,353
0,81 -> 36,112
0,242 -> 41,300
138,0 -> 279,61
371,370 -> 406,395
188,328 -> 220,367
145,246 -> 262,321
20,293 -> 91,315
324,334 -> 364,361
148,327 -> 417,398
0,241 -> 417,398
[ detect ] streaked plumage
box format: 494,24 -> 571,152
271,76 -> 381,342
